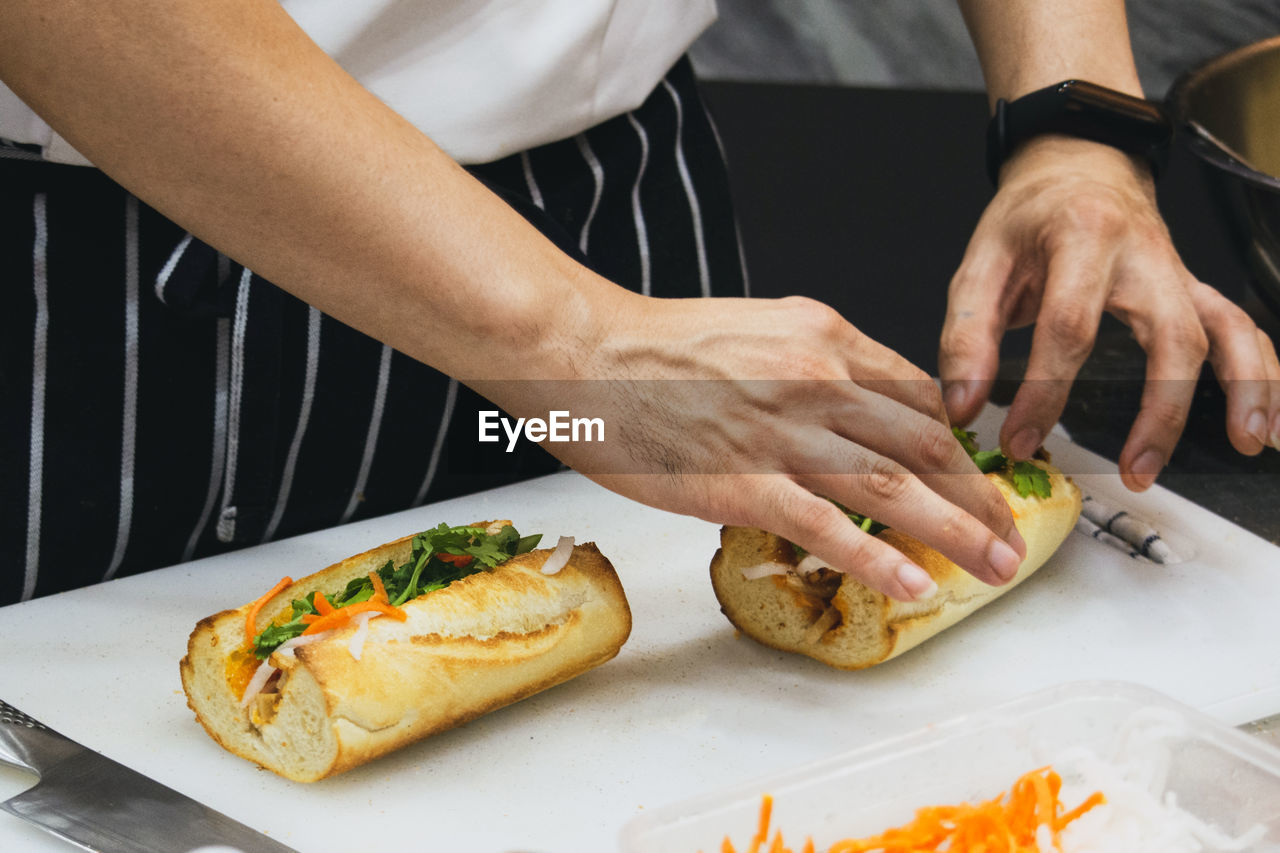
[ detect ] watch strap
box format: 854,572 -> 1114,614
986,80 -> 1173,186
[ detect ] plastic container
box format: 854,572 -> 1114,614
620,681 -> 1280,852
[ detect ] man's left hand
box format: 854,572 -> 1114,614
938,135 -> 1280,491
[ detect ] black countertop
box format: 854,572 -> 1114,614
701,80 -> 1280,543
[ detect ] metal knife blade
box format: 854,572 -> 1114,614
1,700 -> 295,852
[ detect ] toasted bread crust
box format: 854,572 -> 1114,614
710,463 -> 1082,669
180,534 -> 631,781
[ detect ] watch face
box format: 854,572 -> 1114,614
1058,81 -> 1169,136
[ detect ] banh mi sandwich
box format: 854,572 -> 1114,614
709,429 -> 1082,670
180,521 -> 631,782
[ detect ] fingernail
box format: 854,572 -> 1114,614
1246,409 -> 1267,446
987,539 -> 1022,583
944,382 -> 972,416
1271,412 -> 1280,450
896,563 -> 937,601
1008,427 -> 1042,460
1131,449 -> 1164,490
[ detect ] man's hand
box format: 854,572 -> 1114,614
939,136 -> 1280,490
475,292 -> 1028,602
953,0 -> 1280,490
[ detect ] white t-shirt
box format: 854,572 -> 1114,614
0,0 -> 716,166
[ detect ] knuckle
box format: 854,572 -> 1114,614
1144,398 -> 1189,435
917,380 -> 948,422
782,295 -> 847,336
1042,302 -> 1097,358
1053,193 -> 1125,239
774,490 -> 839,539
1166,319 -> 1210,363
1196,288 -> 1241,327
1259,329 -> 1279,360
940,322 -> 987,361
886,371 -> 945,422
1129,218 -> 1171,254
915,423 -> 958,474
981,482 -> 1014,529
1220,301 -> 1255,333
861,458 -> 912,505
831,529 -> 880,569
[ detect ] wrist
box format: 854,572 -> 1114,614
463,263 -> 629,383
998,134 -> 1156,194
462,269 -> 644,439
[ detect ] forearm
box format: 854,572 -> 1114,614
957,0 -> 1144,107
2,1 -> 1044,593
0,0 -> 617,381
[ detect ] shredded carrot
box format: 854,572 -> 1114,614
368,571 -> 389,604
749,795 -> 774,853
715,766 -> 1104,853
300,599 -> 406,636
313,591 -> 335,616
698,792 -> 813,853
245,576 -> 293,644
437,552 -> 473,567
282,576 -> 406,635
1055,791 -> 1106,829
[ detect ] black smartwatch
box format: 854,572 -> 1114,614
985,79 -> 1173,186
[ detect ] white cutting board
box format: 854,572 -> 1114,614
1,407 -> 1278,853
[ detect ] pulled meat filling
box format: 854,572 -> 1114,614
780,568 -> 844,642
250,671 -> 283,728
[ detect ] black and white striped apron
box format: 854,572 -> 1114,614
0,57 -> 747,604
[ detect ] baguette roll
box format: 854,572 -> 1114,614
709,460 -> 1082,670
180,527 -> 631,782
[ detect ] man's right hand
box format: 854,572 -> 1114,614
474,291 -> 1028,602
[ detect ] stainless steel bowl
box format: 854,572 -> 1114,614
1168,36 -> 1280,315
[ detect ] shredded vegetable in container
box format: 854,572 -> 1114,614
1053,709 -> 1269,853
706,709 -> 1270,853
710,766 -> 1103,853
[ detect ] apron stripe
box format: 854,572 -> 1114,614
661,78 -> 710,298
574,133 -> 605,255
342,343 -> 393,524
184,315 -> 231,561
263,305 -> 322,543
217,268 -> 254,544
625,112 -> 652,296
520,150 -> 546,210
154,232 -> 193,305
103,195 -> 142,580
23,193 -> 50,602
415,376 -> 458,506
699,103 -> 751,296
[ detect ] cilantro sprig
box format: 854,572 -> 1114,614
251,523 -> 541,659
953,427 -> 1053,499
